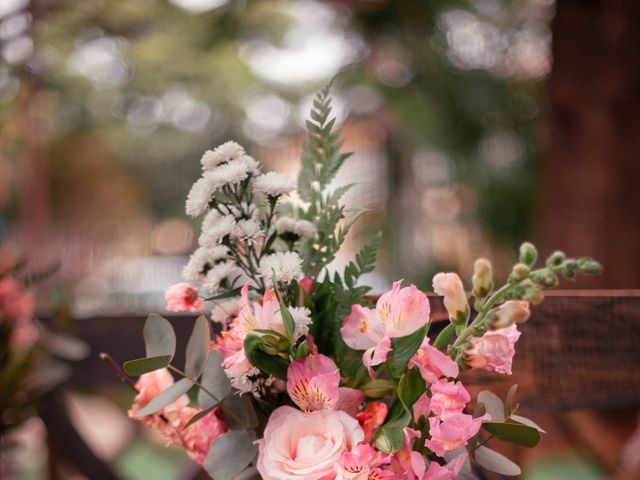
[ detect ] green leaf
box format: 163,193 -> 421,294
123,355 -> 172,376
204,431 -> 258,480
222,394 -> 259,430
144,314 -> 176,360
482,422 -> 541,448
136,378 -> 192,416
398,367 -> 426,409
473,445 -> 521,476
510,415 -> 546,433
506,384 -> 518,417
184,406 -> 216,428
185,315 -> 210,378
433,323 -> 455,349
478,390 -> 505,423
375,426 -> 405,453
203,286 -> 243,301
244,334 -> 289,380
293,340 -> 309,360
387,324 -> 428,378
198,351 -> 232,409
272,278 -> 295,343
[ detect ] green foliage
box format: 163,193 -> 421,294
386,324 -> 428,378
204,431 -> 258,480
123,355 -> 172,376
221,393 -> 259,431
477,390 -> 506,423
143,314 -> 176,360
136,378 -> 192,417
244,334 -> 289,380
198,351 -> 232,409
482,422 -> 541,448
474,445 -> 521,476
433,323 -> 455,349
185,316 -> 210,378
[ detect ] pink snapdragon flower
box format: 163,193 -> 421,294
424,413 -> 489,458
287,354 -> 363,412
341,281 -> 430,377
429,379 -> 470,420
389,428 -> 423,480
412,393 -> 431,422
432,273 -> 468,323
492,301 -> 530,328
335,444 -> 392,480
409,339 -> 459,384
256,406 -> 364,480
465,324 -> 521,375
423,453 -> 468,480
165,283 -> 204,312
356,402 -> 388,443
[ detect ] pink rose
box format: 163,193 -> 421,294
128,368 -> 188,426
165,283 -> 204,312
429,379 -> 470,420
465,324 -> 521,375
424,413 -> 488,458
409,339 -> 459,384
341,281 -> 430,378
432,273 -> 468,323
257,406 -> 364,480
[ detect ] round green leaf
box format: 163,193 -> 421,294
144,314 -> 176,359
198,350 -> 232,409
478,390 -> 505,423
185,315 -> 210,378
136,378 -> 191,417
123,355 -> 172,376
474,445 -> 521,476
482,422 -> 541,448
204,431 -> 258,480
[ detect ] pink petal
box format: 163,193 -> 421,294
341,304 -> 379,350
362,336 -> 392,379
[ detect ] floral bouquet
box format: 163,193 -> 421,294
118,87 -> 601,480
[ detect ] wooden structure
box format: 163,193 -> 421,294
39,290 -> 640,479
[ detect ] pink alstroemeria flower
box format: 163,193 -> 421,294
165,283 -> 204,312
341,281 -> 430,378
429,379 -> 470,420
335,444 -> 392,480
409,339 -> 459,384
425,413 -> 489,458
287,353 -> 364,412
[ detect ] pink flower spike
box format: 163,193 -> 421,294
287,354 -> 340,411
410,339 -> 459,384
413,393 -> 432,422
165,283 -> 204,312
424,413 -> 489,458
424,453 -> 468,480
465,324 -> 521,375
429,379 -> 470,420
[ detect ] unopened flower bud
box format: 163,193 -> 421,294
547,250 -> 566,268
523,288 -> 544,305
492,300 -> 530,329
577,257 -> 603,275
519,242 -> 538,267
510,263 -> 530,282
433,272 -> 469,325
531,270 -> 559,288
299,276 -> 314,295
472,258 -> 493,298
361,379 -> 394,399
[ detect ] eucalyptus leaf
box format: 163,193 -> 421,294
482,422 -> 541,448
123,355 -> 172,376
386,324 -> 428,378
136,378 -> 191,417
510,415 -> 546,433
478,390 -> 505,423
185,315 -> 210,378
198,351 -> 232,409
222,393 -> 259,430
184,406 -> 216,428
204,431 -> 258,480
144,314 -> 176,359
473,445 -> 521,476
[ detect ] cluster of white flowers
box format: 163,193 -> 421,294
199,212 -> 237,248
259,251 -> 304,287
202,261 -> 244,295
200,141 -> 246,170
183,245 -> 229,281
275,217 -> 316,239
290,306 -> 312,340
210,297 -> 241,325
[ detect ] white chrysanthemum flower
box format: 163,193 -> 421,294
233,218 -> 263,240
294,220 -> 315,238
182,246 -> 229,281
208,158 -> 250,188
222,201 -> 259,220
275,217 -> 297,235
259,251 -> 303,286
202,261 -> 242,295
227,365 -> 260,394
235,154 -> 261,175
290,306 -> 312,340
253,172 -> 296,197
199,212 -> 236,247
201,141 -> 245,170
185,175 -> 217,217
210,297 -> 240,325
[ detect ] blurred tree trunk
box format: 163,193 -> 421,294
536,0 -> 640,288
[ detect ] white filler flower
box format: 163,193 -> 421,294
199,212 -> 236,247
201,141 -> 245,171
182,245 -> 229,281
260,251 -> 303,286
